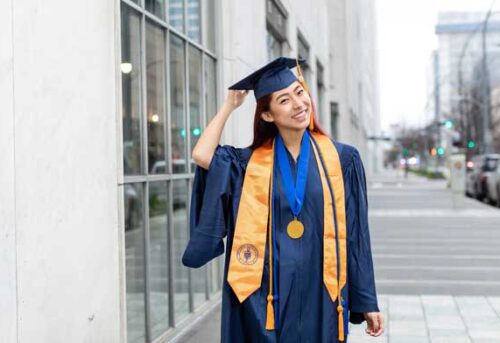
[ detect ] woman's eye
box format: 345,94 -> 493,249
298,89 -> 304,95
280,99 -> 289,104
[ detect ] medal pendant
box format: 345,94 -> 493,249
287,218 -> 304,239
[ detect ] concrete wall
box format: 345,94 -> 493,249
0,0 -> 123,341
0,0 -> 18,341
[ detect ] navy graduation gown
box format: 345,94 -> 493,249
182,141 -> 379,343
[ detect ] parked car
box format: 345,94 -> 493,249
465,154 -> 500,200
486,157 -> 500,206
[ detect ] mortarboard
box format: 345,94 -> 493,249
228,57 -> 307,100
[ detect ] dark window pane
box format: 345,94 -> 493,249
204,56 -> 217,123
146,0 -> 165,19
124,183 -> 146,343
169,34 -> 187,173
169,0 -> 184,32
172,180 -> 189,323
146,21 -> 167,174
187,0 -> 201,43
121,5 -> 143,175
149,182 -> 169,339
189,47 -> 202,172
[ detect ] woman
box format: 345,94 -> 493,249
183,57 -> 384,342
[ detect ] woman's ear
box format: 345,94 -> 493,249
261,111 -> 274,123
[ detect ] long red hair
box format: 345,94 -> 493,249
249,89 -> 328,150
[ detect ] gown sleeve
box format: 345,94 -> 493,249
343,147 -> 380,324
182,145 -> 246,268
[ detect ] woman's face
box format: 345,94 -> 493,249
261,81 -> 311,131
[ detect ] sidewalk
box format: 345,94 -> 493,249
348,294 -> 500,343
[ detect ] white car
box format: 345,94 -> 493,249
486,159 -> 500,206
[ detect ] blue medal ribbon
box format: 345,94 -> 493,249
276,130 -> 311,218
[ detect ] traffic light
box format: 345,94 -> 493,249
437,147 -> 445,155
431,148 -> 437,156
444,119 -> 453,129
467,140 -> 475,149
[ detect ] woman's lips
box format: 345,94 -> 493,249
292,109 -> 308,121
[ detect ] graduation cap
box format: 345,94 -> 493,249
228,57 -> 307,100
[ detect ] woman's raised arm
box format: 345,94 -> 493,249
192,90 -> 249,169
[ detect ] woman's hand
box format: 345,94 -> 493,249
223,89 -> 249,112
363,312 -> 384,336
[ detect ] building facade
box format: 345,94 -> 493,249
1,0 -> 379,342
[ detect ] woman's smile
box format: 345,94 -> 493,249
292,108 -> 308,122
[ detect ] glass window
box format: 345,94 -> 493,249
146,21 -> 167,174
121,5 -> 143,175
168,0 -> 184,33
330,102 -> 339,138
146,0 -> 165,19
148,182 -> 169,339
202,0 -> 216,52
187,0 -> 201,44
169,34 -> 187,174
172,180 -> 189,323
124,183 -> 146,343
189,47 -> 203,171
267,30 -> 282,61
204,56 -> 217,122
297,33 -> 311,84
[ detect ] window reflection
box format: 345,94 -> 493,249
187,0 -> 201,43
189,47 -> 203,171
124,183 -> 146,343
146,0 -> 165,19
168,0 -> 184,32
172,180 -> 189,323
202,0 -> 216,51
148,182 -> 169,339
146,21 -> 166,174
170,34 -> 187,174
121,5 -> 143,175
204,56 -> 217,123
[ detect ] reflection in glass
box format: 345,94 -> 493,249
124,183 -> 146,343
146,21 -> 167,174
168,0 -> 184,32
202,0 -> 215,51
204,56 -> 217,123
121,4 -> 143,175
187,0 -> 201,43
146,0 -> 165,19
169,34 -> 187,174
189,47 -> 202,171
172,180 -> 189,323
149,182 -> 169,339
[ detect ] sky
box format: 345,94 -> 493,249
376,0 -> 500,132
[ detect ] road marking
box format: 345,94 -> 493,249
376,279 -> 500,286
376,265 -> 500,272
372,238 -> 500,244
374,254 -> 500,260
369,209 -> 500,217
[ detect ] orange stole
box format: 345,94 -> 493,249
227,132 -> 347,341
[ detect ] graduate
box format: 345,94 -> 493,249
182,57 -> 384,342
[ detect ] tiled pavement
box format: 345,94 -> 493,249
348,295 -> 500,343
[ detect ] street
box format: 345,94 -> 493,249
175,169 -> 500,343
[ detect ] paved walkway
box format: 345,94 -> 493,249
348,294 -> 500,343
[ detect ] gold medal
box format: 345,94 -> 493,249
287,217 -> 304,239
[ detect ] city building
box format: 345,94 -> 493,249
431,11 -> 500,155
1,0 -> 379,342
